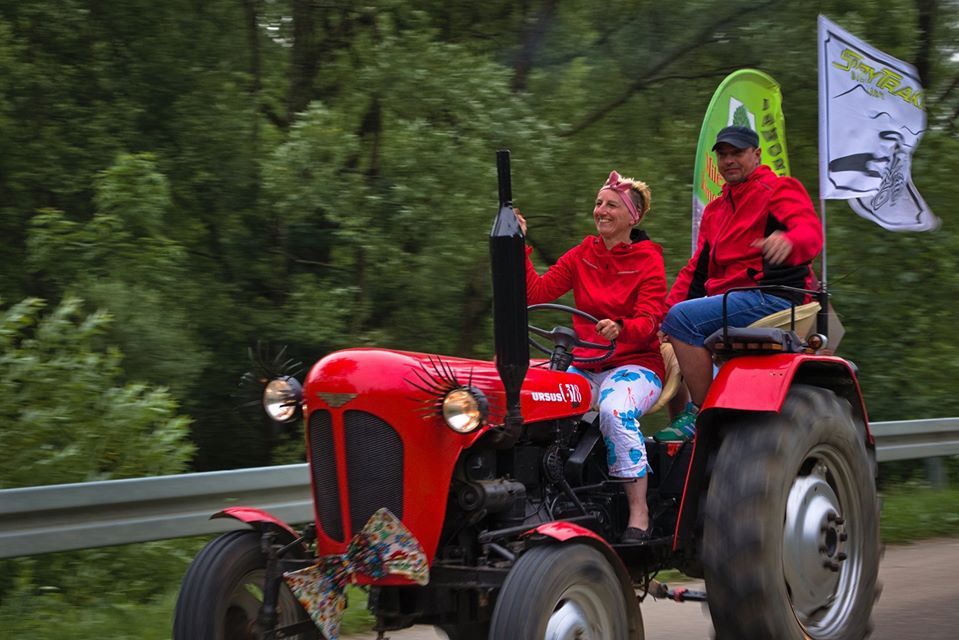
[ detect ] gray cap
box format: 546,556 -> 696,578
712,125 -> 760,151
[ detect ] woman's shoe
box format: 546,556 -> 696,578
620,526 -> 652,543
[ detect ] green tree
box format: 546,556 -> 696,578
26,154 -> 210,399
0,296 -> 196,631
0,297 -> 194,488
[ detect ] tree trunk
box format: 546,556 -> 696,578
512,0 -> 558,92
288,0 -> 319,121
915,0 -> 937,88
243,0 -> 264,197
456,265 -> 493,357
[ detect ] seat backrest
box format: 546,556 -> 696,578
747,301 -> 820,338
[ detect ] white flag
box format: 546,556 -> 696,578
818,15 -> 939,231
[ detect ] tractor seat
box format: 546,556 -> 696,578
704,326 -> 805,356
747,301 -> 820,337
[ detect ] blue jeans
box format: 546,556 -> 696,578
662,291 -> 792,348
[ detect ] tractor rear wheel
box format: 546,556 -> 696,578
173,529 -> 314,640
489,543 -> 637,640
703,384 -> 879,640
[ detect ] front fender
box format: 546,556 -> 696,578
212,506 -> 300,543
524,522 -> 642,638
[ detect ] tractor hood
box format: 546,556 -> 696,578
305,348 -> 592,434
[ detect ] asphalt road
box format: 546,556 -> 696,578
344,537 -> 959,639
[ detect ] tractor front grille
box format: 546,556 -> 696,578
307,410 -> 343,541
307,408 -> 404,542
344,410 -> 404,533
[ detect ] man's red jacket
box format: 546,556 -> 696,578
668,164 -> 822,308
526,230 -> 666,380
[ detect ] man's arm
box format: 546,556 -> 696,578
765,177 -> 823,265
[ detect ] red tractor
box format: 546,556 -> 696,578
174,152 -> 880,640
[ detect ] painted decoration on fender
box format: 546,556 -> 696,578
817,15 -> 939,231
691,69 -> 791,251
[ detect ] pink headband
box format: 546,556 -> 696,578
600,170 -> 643,225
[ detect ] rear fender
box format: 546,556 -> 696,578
672,354 -> 871,555
704,354 -> 868,430
524,522 -> 642,636
212,507 -> 301,545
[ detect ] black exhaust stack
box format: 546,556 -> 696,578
489,149 -> 528,445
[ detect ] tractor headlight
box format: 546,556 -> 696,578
263,376 -> 303,423
442,388 -> 488,433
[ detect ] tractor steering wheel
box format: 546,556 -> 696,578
527,303 -> 616,369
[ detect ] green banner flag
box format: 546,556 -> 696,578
691,69 -> 791,251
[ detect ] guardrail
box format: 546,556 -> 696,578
1,418 -> 956,559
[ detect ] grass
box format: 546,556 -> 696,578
0,590 -> 179,640
342,586 -> 375,635
879,483 -> 959,544
1,483 -> 956,639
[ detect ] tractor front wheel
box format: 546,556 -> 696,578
489,543 -> 637,640
703,384 -> 880,639
173,529 -> 314,640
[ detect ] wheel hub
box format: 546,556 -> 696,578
544,585 -> 610,640
546,600 -> 591,640
783,462 -> 846,617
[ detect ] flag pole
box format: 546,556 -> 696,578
817,198 -> 829,337
816,15 -> 830,338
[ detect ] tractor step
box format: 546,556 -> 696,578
611,534 -> 673,549
648,579 -> 708,602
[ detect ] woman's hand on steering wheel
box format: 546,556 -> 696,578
595,318 -> 622,341
527,303 -> 616,364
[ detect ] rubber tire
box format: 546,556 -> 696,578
489,543 -> 632,640
702,384 -> 880,640
173,529 -> 314,640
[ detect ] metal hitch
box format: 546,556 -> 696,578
648,579 -> 708,603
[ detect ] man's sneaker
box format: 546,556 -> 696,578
655,402 -> 698,442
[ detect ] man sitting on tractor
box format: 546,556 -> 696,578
656,125 -> 823,442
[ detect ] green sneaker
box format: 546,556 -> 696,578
655,403 -> 698,442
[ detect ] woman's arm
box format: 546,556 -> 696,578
617,249 -> 667,343
525,245 -> 575,305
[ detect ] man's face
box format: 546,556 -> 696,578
715,143 -> 762,184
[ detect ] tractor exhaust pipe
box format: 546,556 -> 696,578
489,149 -> 528,446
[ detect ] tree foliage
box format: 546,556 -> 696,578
0,0 -> 956,475
0,297 -> 194,488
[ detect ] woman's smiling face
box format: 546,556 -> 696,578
593,190 -> 633,244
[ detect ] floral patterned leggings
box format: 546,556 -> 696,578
567,364 -> 663,478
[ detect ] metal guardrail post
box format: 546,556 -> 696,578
925,458 -> 948,489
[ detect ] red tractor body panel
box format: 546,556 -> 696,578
303,348 -> 592,564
